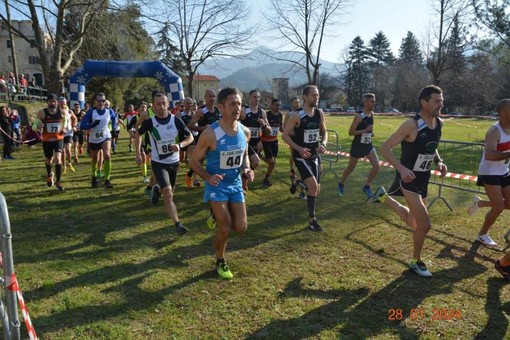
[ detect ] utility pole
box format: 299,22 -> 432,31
5,0 -> 19,82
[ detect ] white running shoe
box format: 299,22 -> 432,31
477,234 -> 497,247
468,196 -> 481,216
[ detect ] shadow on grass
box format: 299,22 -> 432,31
477,277 -> 510,339
249,243 -> 488,338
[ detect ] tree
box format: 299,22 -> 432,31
441,15 -> 468,112
0,0 -> 106,93
150,0 -> 254,97
267,0 -> 351,85
424,0 -> 471,85
343,36 -> 369,108
367,31 -> 395,110
155,22 -> 186,76
399,31 -> 423,65
472,0 -> 510,47
392,32 -> 429,112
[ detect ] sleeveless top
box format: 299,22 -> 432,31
352,112 -> 374,147
292,108 -> 322,159
197,106 -> 220,127
478,122 -> 510,176
206,121 -> 247,186
400,114 -> 441,181
88,109 -> 113,144
42,108 -> 64,142
261,110 -> 282,142
241,106 -> 263,143
147,114 -> 181,164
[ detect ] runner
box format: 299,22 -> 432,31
80,92 -> 117,188
135,91 -> 194,235
260,98 -> 284,186
58,97 -> 77,174
189,87 -> 254,279
33,93 -> 66,190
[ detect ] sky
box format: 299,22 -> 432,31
252,0 -> 435,63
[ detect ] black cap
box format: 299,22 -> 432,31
47,93 -> 58,101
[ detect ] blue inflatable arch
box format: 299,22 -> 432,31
68,60 -> 185,108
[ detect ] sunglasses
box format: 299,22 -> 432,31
97,99 -> 106,103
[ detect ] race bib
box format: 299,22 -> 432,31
95,131 -> 104,139
304,129 -> 319,143
249,127 -> 260,138
413,154 -> 435,172
156,139 -> 175,155
361,132 -> 372,144
271,127 -> 279,137
220,149 -> 244,169
46,122 -> 61,133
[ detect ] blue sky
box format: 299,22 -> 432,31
252,0 -> 434,62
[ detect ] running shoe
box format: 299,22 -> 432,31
337,182 -> 344,197
47,172 -> 54,187
207,213 -> 217,230
477,234 -> 497,247
91,176 -> 98,188
262,177 -> 272,186
73,156 -> 79,163
409,260 -> 432,277
143,176 -> 149,184
55,182 -> 65,191
362,184 -> 373,198
3,155 -> 15,160
104,180 -> 113,189
68,163 -> 75,173
129,145 -> 133,152
298,192 -> 307,200
308,219 -> 324,232
185,174 -> 192,188
366,186 -> 387,205
97,171 -> 105,179
468,196 -> 481,216
216,262 -> 233,280
495,260 -> 510,280
62,167 -> 67,174
175,222 -> 189,236
193,180 -> 201,187
151,185 -> 161,205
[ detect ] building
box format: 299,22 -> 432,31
272,78 -> 289,105
0,20 -> 44,85
184,74 -> 220,100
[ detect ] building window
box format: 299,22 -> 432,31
7,40 -> 12,48
30,39 -> 36,48
7,56 -> 12,64
28,56 -> 40,64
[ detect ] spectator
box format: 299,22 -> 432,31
18,74 -> 28,94
29,77 -> 37,88
7,72 -> 17,100
0,74 -> 6,93
10,109 -> 21,147
24,117 -> 41,147
0,106 -> 14,160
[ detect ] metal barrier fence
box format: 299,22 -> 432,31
0,193 -> 20,340
428,139 -> 485,210
0,86 -> 47,102
320,129 -> 340,180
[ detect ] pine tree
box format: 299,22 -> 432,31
343,36 -> 369,108
367,31 -> 395,110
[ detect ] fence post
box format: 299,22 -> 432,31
320,129 -> 340,180
0,193 -> 20,340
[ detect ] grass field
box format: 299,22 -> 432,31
1,114 -> 510,339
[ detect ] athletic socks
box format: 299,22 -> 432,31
104,159 -> 112,180
55,164 -> 62,182
141,163 -> 147,177
307,195 -> 316,219
45,163 -> 52,177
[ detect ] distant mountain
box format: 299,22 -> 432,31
197,46 -> 342,92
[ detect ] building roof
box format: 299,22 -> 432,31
192,75 -> 220,81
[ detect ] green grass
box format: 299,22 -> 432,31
1,115 -> 509,339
